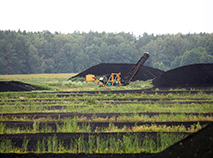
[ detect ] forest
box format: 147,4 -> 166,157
0,30 -> 212,74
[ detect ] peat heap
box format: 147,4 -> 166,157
153,63 -> 213,88
0,81 -> 43,92
69,63 -> 164,81
150,123 -> 213,158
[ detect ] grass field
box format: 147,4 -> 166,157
0,73 -> 153,91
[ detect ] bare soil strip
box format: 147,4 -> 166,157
1,112 -> 212,119
1,100 -> 212,105
30,89 -> 213,95
1,97 -> 212,103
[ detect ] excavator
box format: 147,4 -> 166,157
86,52 -> 150,87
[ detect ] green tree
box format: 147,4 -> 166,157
200,51 -> 213,63
171,56 -> 183,69
180,48 -> 202,66
0,30 -> 212,74
28,45 -> 42,73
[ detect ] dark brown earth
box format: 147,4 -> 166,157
30,89 -> 213,95
69,63 -> 164,81
0,81 -> 43,92
153,63 -> 213,88
2,112 -> 212,120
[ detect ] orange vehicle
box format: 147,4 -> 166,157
86,52 -> 150,87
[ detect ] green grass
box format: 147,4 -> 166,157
0,89 -> 212,114
0,133 -> 186,153
0,73 -> 154,91
1,102 -> 212,113
2,113 -> 212,123
0,119 -> 206,134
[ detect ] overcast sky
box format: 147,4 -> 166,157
1,0 -> 212,36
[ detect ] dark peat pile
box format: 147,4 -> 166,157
69,63 -> 164,81
0,81 -> 43,92
153,63 -> 213,88
151,123 -> 213,158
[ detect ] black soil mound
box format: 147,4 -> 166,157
151,123 -> 213,158
153,63 -> 213,88
0,81 -> 43,92
70,63 -> 164,81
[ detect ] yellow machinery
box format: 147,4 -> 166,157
86,73 -> 122,87
86,75 -> 95,81
86,52 -> 150,86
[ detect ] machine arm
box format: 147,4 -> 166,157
121,52 -> 150,85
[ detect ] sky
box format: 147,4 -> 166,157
1,0 -> 213,36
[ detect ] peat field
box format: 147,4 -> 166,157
0,88 -> 212,157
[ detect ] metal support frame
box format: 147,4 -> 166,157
106,73 -> 122,86
122,52 -> 150,85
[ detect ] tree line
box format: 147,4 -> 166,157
0,30 -> 212,74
